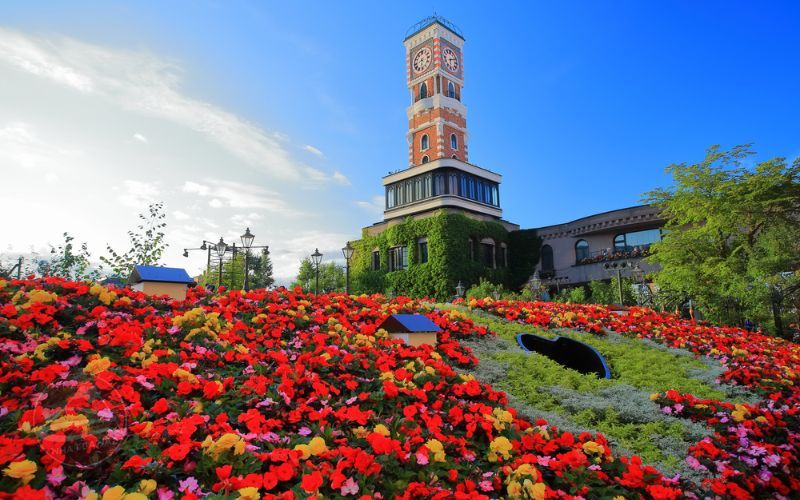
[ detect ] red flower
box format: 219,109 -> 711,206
301,471 -> 323,492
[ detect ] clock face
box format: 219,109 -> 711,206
412,47 -> 432,74
442,47 -> 459,73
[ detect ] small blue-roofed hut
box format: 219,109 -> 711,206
377,314 -> 441,347
127,265 -> 195,300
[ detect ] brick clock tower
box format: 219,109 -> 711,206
366,16 -> 517,232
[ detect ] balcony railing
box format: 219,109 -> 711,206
576,246 -> 651,266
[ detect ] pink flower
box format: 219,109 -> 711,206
108,428 -> 128,441
478,481 -> 494,492
340,477 -> 359,496
47,466 -> 66,486
97,408 -> 114,421
179,477 -> 199,493
298,427 -> 312,436
415,450 -> 429,465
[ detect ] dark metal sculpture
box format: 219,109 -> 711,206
516,333 -> 611,379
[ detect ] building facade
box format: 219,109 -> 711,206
534,204 -> 665,285
354,16 -> 523,298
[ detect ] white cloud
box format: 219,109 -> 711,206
0,121 -> 81,169
133,132 -> 148,144
181,179 -> 305,216
119,179 -> 160,209
173,210 -> 190,220
332,170 -> 350,186
355,195 -> 384,215
231,212 -> 262,227
303,144 -> 324,157
0,27 -> 342,185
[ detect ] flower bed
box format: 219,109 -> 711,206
462,297 -> 800,498
0,278 -> 691,499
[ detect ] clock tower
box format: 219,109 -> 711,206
405,17 -> 467,166
369,16 -> 516,231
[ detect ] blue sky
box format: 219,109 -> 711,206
2,1 -> 798,280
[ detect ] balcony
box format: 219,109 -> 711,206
576,246 -> 652,266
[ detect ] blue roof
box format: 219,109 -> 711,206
129,265 -> 195,285
378,314 -> 442,333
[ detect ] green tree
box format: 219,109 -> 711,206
645,145 -> 800,336
247,248 -> 275,289
100,202 -> 168,278
291,258 -> 345,293
38,232 -> 98,281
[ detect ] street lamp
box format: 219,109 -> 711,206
455,281 -> 465,299
214,238 -> 228,287
183,240 -> 215,282
235,228 -> 270,291
311,248 -> 323,294
529,271 -> 543,299
342,242 -> 354,295
603,261 -> 633,305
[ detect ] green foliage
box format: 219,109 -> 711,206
587,277 -> 637,306
449,307 -> 744,475
350,212 -> 511,300
645,145 -> 800,335
508,229 -> 541,290
100,202 -> 168,277
291,258 -> 345,292
38,232 -> 98,281
465,278 -> 505,300
246,248 -> 275,289
554,286 -> 589,304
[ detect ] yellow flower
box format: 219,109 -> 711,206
294,443 -> 311,459
582,441 -> 605,455
506,480 -> 523,497
50,413 -> 90,432
513,463 -> 538,481
352,426 -> 369,439
524,480 -> 546,500
488,436 -> 513,462
373,424 -> 391,437
121,494 -> 148,500
731,404 -> 749,423
649,393 -> 660,401
425,438 -> 446,462
172,368 -> 198,383
308,436 -> 328,456
204,433 -> 246,460
102,486 -> 125,500
84,356 -> 112,375
138,479 -> 157,495
238,487 -> 261,499
22,289 -> 58,308
3,459 -> 37,484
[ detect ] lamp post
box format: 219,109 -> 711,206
239,228 -> 269,291
529,271 -> 543,300
603,261 -> 634,305
214,238 -> 228,288
342,241 -> 354,295
455,281 -> 465,299
311,248 -> 323,294
183,240 -> 215,281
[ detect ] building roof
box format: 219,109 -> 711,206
404,15 -> 464,41
377,314 -> 442,333
128,265 -> 195,285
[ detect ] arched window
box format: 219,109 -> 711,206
420,82 -> 428,99
450,133 -> 458,150
421,134 -> 429,151
447,81 -> 455,98
575,240 -> 590,263
421,155 -> 429,164
541,245 -> 554,271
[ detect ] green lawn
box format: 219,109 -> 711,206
437,305 -> 755,477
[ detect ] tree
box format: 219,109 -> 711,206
645,145 -> 800,336
247,248 -> 275,289
100,202 -> 168,277
291,258 -> 345,293
38,232 -> 98,281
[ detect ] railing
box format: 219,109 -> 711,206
576,246 -> 651,266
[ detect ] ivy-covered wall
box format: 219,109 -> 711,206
508,228 -> 541,290
352,211 -> 525,300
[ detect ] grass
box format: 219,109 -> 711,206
436,304 -> 752,479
